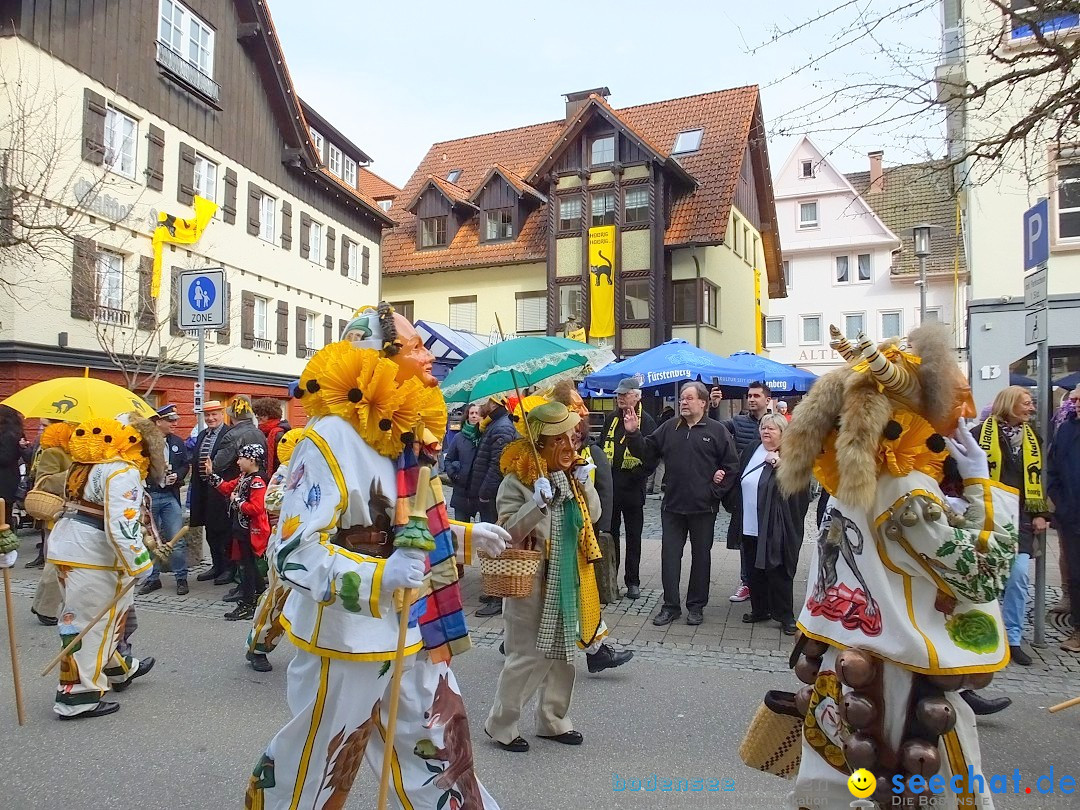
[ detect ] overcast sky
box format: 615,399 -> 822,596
270,0 -> 940,188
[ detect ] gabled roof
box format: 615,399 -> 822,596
358,168 -> 401,201
383,86 -> 778,284
405,175 -> 478,213
299,98 -> 373,165
846,162 -> 966,279
468,164 -> 546,205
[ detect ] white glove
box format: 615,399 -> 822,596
944,427 -> 990,481
572,463 -> 595,484
945,496 -> 970,517
382,548 -> 426,592
472,522 -> 510,558
0,550 -> 17,569
532,477 -> 553,509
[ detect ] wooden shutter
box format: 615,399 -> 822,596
325,226 -> 336,270
169,267 -> 183,336
223,168 -> 238,224
280,201 -> 292,251
295,307 -> 307,358
299,212 -> 311,259
240,291 -> 255,350
70,236 -> 97,320
338,318 -> 347,338
177,143 -> 196,205
361,245 -> 370,285
340,235 -> 351,277
276,300 -> 289,354
323,314 -> 333,347
137,255 -> 156,329
247,183 -> 263,235
145,125 -> 165,191
82,88 -> 106,165
217,282 -> 232,344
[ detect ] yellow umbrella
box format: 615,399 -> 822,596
2,375 -> 156,422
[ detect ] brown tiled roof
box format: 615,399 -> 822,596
316,168 -> 395,227
473,164 -> 545,203
846,162 -> 967,279
405,175 -> 477,213
357,168 -> 400,200
382,86 -> 765,276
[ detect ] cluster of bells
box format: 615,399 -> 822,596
793,640 -> 993,804
882,495 -> 944,543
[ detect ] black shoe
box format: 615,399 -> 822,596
196,567 -> 222,582
742,612 -> 771,624
960,689 -> 1012,716
31,608 -> 58,626
782,622 -> 798,636
476,601 -> 503,617
652,608 -> 680,626
176,580 -> 189,596
137,580 -> 162,596
225,603 -> 256,621
223,586 -> 242,603
586,643 -> 634,673
24,552 -> 45,569
1010,645 -> 1033,666
59,700 -> 119,720
687,611 -> 703,626
626,585 -> 641,600
246,650 -> 272,672
538,730 -> 583,746
214,569 -> 236,586
499,641 -> 505,655
486,730 -> 529,752
112,657 -> 155,692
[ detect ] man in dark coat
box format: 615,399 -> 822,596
139,405 -> 192,595
600,376 -> 656,599
1047,402 -> 1080,655
189,401 -> 234,585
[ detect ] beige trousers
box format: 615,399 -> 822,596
33,562 -> 62,619
484,562 -> 577,744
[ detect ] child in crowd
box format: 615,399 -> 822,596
210,444 -> 270,621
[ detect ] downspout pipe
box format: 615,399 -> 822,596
691,251 -> 701,347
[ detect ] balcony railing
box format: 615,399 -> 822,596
155,41 -> 220,105
253,337 -> 273,353
95,305 -> 130,325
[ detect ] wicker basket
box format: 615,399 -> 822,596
477,548 -> 542,598
23,489 -> 65,522
739,702 -> 802,779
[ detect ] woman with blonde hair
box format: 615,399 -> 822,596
973,384 -> 1050,666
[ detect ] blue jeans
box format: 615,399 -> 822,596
147,491 -> 187,582
1002,552 -> 1031,646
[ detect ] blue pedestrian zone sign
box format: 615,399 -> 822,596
178,267 -> 227,330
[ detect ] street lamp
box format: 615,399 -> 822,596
912,224 -> 933,323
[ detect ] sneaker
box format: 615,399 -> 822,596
225,603 -> 256,621
137,580 -> 162,596
729,584 -> 750,603
176,580 -> 189,596
1062,631 -> 1080,655
652,608 -> 681,626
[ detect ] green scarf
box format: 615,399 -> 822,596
535,473 -> 583,662
459,421 -> 481,447
977,417 -> 1046,512
603,404 -> 642,470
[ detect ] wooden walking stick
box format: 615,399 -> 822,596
40,526 -> 185,677
377,466 -> 437,810
1048,696 -> 1080,713
0,500 -> 27,725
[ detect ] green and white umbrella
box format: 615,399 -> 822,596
440,336 -> 614,405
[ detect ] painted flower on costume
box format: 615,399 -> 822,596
944,610 -> 999,654
280,514 -> 301,541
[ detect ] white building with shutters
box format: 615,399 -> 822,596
0,0 -> 392,427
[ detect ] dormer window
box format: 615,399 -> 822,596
672,128 -> 703,155
328,144 -> 342,177
800,159 -> 815,178
590,135 -> 615,166
378,200 -> 392,212
485,208 -> 513,241
447,169 -> 462,184
421,216 -> 447,247
310,129 -> 325,160
158,0 -> 215,78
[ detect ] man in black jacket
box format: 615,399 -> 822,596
467,396 -> 518,617
139,405 -> 192,595
624,381 -> 739,626
601,376 -> 656,599
1044,404 -> 1080,654
189,401 -> 235,585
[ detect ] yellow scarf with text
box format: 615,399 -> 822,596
977,417 -> 1045,512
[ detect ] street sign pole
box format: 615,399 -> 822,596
196,328 -> 206,433
1034,330 -> 1048,647
177,268 -> 227,434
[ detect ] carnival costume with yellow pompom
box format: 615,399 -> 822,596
758,324 -> 1019,810
47,413 -> 164,718
28,421 -> 78,625
247,303 -> 502,810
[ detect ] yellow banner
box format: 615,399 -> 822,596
151,195 -> 218,298
588,225 -> 616,338
567,327 -> 587,343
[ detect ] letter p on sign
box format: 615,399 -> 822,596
1024,199 -> 1049,271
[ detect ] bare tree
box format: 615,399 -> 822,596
93,311 -> 198,399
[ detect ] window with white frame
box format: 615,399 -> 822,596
254,296 -> 269,343
378,199 -> 392,212
798,201 -> 818,229
346,241 -> 359,281
844,312 -> 866,339
672,128 -> 704,155
800,159 -> 814,179
104,106 -> 137,180
559,197 -> 581,231
259,194 -> 276,243
783,259 -> 792,290
516,291 -> 547,335
306,310 -> 318,353
96,251 -> 124,315
1057,160 -> 1080,239
449,296 -> 478,332
310,128 -> 325,160
800,314 -> 822,344
328,144 -> 342,177
880,310 -> 903,339
835,255 -> 850,284
624,187 -> 649,224
309,221 -> 324,264
765,317 -> 785,347
857,253 -> 871,282
917,307 -> 942,325
836,253 -> 871,284
194,154 -> 217,202
343,156 -> 357,188
589,135 -> 615,166
158,0 -> 215,78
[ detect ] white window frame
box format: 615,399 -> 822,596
193,153 -> 217,203
516,292 -> 547,334
253,296 -> 269,343
798,200 -> 819,230
346,241 -> 359,281
800,314 -> 823,345
835,253 -> 872,285
857,253 -> 872,282
916,306 -> 943,326
328,144 -> 342,177
310,128 -> 325,161
765,317 -> 785,348
343,156 -> 357,188
158,0 -> 214,78
309,220 -> 324,264
95,251 -> 124,315
378,199 -> 392,212
1056,158 -> 1080,241
305,311 -> 318,352
559,197 -> 582,231
258,194 -> 276,243
783,259 -> 792,291
589,135 -> 615,166
843,311 -> 866,340
835,255 -> 850,284
800,159 -> 815,179
104,105 -> 138,180
880,310 -> 903,340
449,296 -> 478,332
672,128 -> 704,155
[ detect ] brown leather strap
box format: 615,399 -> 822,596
336,526 -> 394,558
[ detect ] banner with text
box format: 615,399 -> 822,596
588,225 -> 616,339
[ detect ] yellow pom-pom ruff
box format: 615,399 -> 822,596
40,422 -> 75,451
69,418 -> 140,465
277,428 -> 304,466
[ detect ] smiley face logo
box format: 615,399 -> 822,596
847,768 -> 876,798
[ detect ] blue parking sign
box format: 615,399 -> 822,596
1023,199 -> 1049,271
